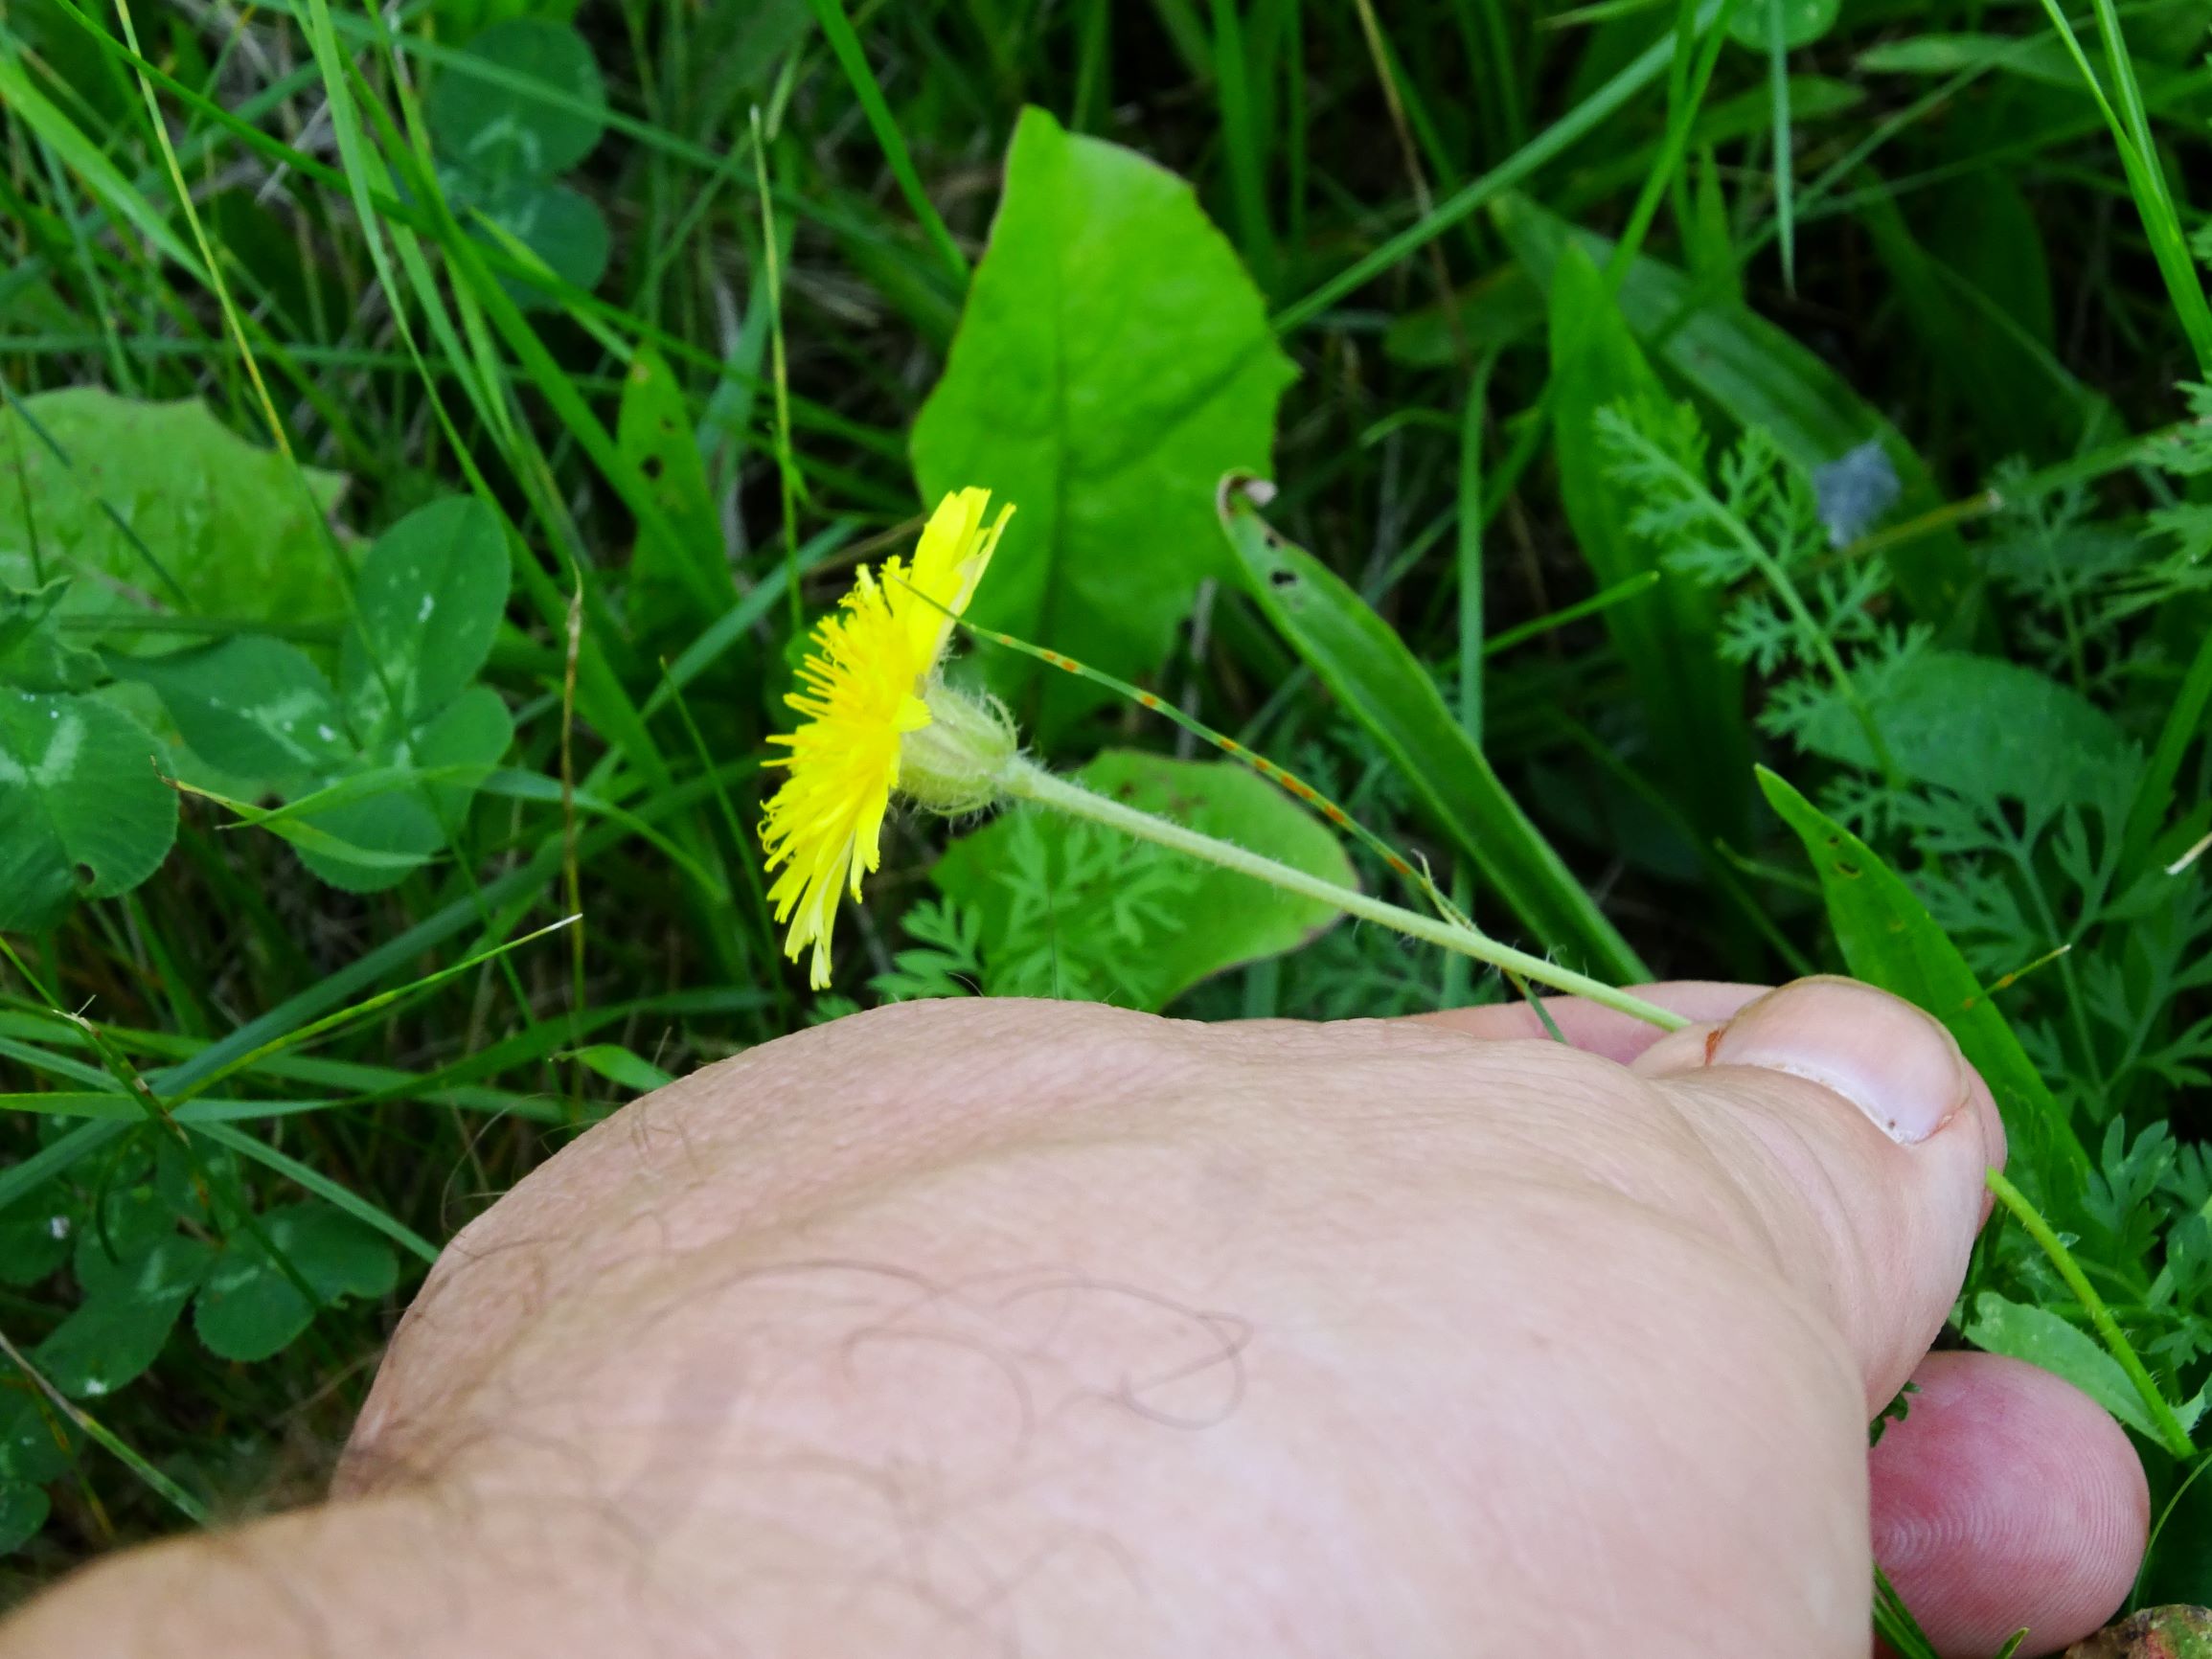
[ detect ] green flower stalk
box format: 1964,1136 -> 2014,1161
760,488 -> 1686,1032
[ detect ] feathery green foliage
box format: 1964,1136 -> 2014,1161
3,0 -> 2212,1639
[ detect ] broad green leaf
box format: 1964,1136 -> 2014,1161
267,1204 -> 407,1311
408,682 -> 515,822
0,689 -> 178,931
193,1123 -> 439,1267
1856,33 -> 2062,75
1924,171 -> 2056,356
1684,145 -> 1742,307
563,1043 -> 677,1093
616,345 -> 733,633
34,1235 -> 212,1398
0,1391 -> 72,1485
1487,196 -> 1978,625
0,391 -> 346,644
116,636 -> 353,787
0,1184 -> 74,1286
933,749 -> 1355,1009
152,1135 -> 246,1228
194,1203 -> 398,1364
295,686 -> 514,893
1221,487 -> 1647,983
475,177 -> 611,307
912,105 -> 1296,734
1964,1290 -> 2161,1441
1727,0 -> 1837,49
72,1175 -> 182,1300
0,1480 -> 47,1555
430,0 -> 582,40
425,17 -> 605,187
1756,766 -> 2088,1200
342,497 -> 510,739
129,495 -> 515,893
0,578 -> 100,693
167,774 -> 453,875
1548,243 -> 1750,849
1797,650 -> 2138,811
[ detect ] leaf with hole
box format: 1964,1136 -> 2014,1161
617,345 -> 732,634
912,105 -> 1296,736
0,689 -> 177,931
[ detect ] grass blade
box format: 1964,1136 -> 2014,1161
1757,766 -> 2089,1201
1271,1 -> 1720,331
805,0 -> 969,284
1221,479 -> 1649,981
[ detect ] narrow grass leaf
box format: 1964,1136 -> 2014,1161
1224,483 -> 1648,981
1756,766 -> 2087,1201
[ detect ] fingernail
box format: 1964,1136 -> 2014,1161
1707,976 -> 1971,1146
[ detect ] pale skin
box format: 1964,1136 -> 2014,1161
0,979 -> 2148,1656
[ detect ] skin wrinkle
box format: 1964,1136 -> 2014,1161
1,990 -> 2146,1658
346,1010 -> 1202,1487
1653,1077 -> 1876,1370
1638,1057 -> 1994,1409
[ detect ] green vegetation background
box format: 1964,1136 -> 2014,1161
2,0 -> 2211,1641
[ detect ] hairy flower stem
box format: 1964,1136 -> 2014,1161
1000,759 -> 1689,1031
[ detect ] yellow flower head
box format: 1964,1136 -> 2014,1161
760,488 -> 1015,988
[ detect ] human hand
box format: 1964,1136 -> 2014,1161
0,981 -> 2146,1656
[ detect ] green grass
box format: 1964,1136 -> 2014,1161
3,0 -> 2212,1638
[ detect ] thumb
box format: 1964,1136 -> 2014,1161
1630,976 -> 2007,1410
